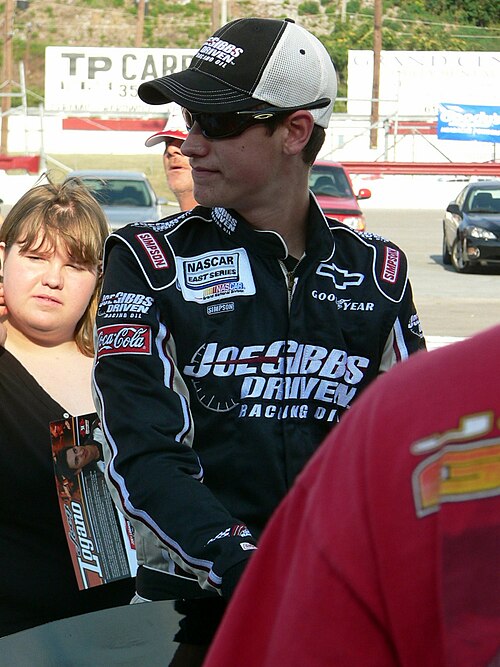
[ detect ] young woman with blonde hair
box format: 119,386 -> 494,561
0,177 -> 134,637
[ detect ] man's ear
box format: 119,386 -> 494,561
282,111 -> 315,157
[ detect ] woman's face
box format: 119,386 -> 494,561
0,232 -> 99,346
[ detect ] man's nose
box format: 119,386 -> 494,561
181,123 -> 209,157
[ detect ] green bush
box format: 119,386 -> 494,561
298,1 -> 321,15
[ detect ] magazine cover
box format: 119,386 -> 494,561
50,413 -> 137,590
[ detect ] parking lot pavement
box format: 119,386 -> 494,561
365,208 -> 500,338
426,335 -> 466,351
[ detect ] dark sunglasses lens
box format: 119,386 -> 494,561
182,108 -> 194,131
200,114 -> 249,138
182,109 -> 253,139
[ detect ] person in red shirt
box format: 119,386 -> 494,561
204,325 -> 500,667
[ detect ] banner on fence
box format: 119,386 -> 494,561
437,103 -> 500,143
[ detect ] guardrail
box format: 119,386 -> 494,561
2,153 -> 499,179
341,161 -> 500,176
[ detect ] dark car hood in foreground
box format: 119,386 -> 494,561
464,212 -> 500,232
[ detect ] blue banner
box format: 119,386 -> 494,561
437,103 -> 500,143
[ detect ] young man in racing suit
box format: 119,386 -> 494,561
93,17 -> 426,667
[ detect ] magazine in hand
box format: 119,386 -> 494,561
50,412 -> 137,590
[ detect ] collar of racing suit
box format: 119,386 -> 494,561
210,195 -> 335,264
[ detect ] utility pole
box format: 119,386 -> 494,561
1,0 -> 15,154
369,0 -> 382,149
341,0 -> 347,22
220,0 -> 228,25
211,0 -> 229,31
212,0 -> 220,32
135,0 -> 146,48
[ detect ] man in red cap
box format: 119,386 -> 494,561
145,104 -> 197,212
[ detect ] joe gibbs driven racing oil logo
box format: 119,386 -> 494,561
183,340 -> 370,420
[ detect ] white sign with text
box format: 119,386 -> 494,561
348,51 -> 500,116
45,46 -> 197,113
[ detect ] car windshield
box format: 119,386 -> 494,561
309,166 -> 353,198
465,189 -> 500,214
79,178 -> 153,207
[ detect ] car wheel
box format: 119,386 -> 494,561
442,233 -> 451,265
451,238 -> 471,273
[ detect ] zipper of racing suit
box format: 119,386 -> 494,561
279,259 -> 300,309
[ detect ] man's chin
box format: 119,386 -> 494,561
192,189 -> 214,208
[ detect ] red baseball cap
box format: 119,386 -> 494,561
145,103 -> 188,147
145,127 -> 188,147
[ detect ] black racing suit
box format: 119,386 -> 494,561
93,199 -> 426,602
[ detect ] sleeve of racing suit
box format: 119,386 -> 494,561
93,241 -> 256,597
379,278 -> 426,372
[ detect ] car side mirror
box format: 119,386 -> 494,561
356,188 -> 371,201
446,203 -> 461,215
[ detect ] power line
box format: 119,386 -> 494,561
347,11 -> 500,32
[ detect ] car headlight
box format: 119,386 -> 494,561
467,226 -> 496,240
342,216 -> 365,231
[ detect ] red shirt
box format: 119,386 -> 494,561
205,325 -> 500,667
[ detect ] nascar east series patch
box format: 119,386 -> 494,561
175,248 -> 256,304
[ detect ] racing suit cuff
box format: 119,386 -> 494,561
221,559 -> 251,600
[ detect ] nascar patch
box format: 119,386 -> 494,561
176,248 -> 256,304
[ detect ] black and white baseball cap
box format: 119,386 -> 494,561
138,18 -> 337,129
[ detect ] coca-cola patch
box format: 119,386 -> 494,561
96,324 -> 152,358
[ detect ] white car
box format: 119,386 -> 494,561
67,170 -> 167,230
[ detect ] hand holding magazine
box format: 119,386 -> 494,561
50,413 -> 137,590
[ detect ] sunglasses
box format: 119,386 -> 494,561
181,98 -> 331,140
